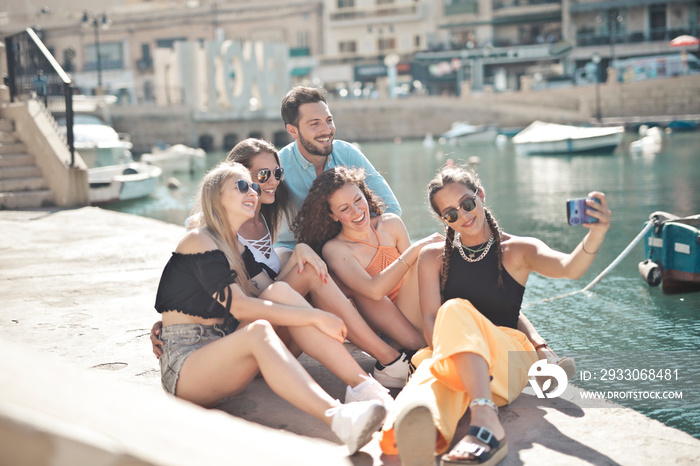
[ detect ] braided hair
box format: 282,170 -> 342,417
427,164 -> 504,300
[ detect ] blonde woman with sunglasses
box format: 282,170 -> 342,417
379,164 -> 610,466
153,162 -> 389,454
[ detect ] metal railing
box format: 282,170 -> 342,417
4,28 -> 76,166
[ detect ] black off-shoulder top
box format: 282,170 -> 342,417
154,250 -> 239,329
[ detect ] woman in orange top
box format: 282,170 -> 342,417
293,166 -> 444,355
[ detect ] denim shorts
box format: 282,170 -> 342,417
159,323 -> 228,395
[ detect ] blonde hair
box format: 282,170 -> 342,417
194,162 -> 255,296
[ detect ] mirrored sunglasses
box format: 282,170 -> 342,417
236,179 -> 261,196
256,166 -> 284,184
441,191 -> 478,224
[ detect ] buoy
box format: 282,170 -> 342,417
166,177 -> 182,190
422,133 -> 435,148
638,259 -> 662,287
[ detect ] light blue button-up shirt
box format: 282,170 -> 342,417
275,139 -> 401,249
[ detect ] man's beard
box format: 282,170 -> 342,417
299,131 -> 333,157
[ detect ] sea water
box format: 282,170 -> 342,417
107,130 -> 700,438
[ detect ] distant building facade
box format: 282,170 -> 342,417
0,0 -> 697,104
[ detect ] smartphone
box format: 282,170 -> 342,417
566,198 -> 600,226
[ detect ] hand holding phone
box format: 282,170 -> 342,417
566,197 -> 601,226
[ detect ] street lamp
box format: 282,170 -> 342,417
591,52 -> 602,123
81,11 -> 110,92
384,53 -> 400,99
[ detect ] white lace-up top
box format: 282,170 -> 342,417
238,216 -> 281,277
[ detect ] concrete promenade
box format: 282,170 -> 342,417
1,207 -> 699,465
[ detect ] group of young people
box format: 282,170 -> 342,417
150,86 -> 611,464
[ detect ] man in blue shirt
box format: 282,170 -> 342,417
276,86 -> 401,251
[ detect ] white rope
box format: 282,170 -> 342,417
581,220 -> 655,292
525,220 -> 656,305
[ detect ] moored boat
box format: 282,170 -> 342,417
140,143 -> 206,173
440,121 -> 499,145
88,163 -> 162,205
61,114 -> 134,168
512,121 -> 624,156
639,211 -> 700,293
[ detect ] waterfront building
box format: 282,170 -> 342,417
0,0 -> 697,106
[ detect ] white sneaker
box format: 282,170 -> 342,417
345,375 -> 395,411
327,400 -> 387,455
373,352 -> 410,388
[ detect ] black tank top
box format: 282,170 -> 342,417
442,243 -> 524,329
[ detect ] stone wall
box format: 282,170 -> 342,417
110,75 -> 700,150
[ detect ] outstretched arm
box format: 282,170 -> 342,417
525,192 -> 611,280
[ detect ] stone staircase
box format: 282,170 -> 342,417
0,118 -> 54,209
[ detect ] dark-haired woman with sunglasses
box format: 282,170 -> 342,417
153,162 -> 389,454
379,164 -> 611,466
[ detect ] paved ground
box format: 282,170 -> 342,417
1,207 -> 699,465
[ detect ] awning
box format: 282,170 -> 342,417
290,67 -> 311,77
570,0 -> 692,12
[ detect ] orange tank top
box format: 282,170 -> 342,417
341,224 -> 402,303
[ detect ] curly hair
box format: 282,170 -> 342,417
224,138 -> 294,241
427,164 -> 504,298
292,166 -> 384,256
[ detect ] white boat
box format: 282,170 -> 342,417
64,114 -> 134,168
88,163 -> 162,205
440,122 -> 499,145
512,121 -> 625,156
140,143 -> 207,173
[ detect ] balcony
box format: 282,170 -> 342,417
329,3 -> 422,24
136,58 -> 153,71
493,0 -> 561,10
576,27 -> 695,47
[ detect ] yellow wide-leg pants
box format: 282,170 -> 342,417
379,298 -> 538,455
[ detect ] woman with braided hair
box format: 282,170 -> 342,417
380,164 -> 611,466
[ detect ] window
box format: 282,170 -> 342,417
156,38 -> 186,49
649,5 -> 667,40
297,31 -> 309,48
377,0 -> 394,4
378,37 -> 396,51
338,0 -> 355,8
85,42 -> 123,71
339,40 -> 357,53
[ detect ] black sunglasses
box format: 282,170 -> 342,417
235,179 -> 261,196
441,191 -> 478,224
256,166 -> 284,184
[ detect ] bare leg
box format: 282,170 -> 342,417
261,281 -> 371,388
281,265 -> 402,365
443,352 -> 504,461
353,293 -> 425,350
175,320 -> 338,424
395,262 -> 424,333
